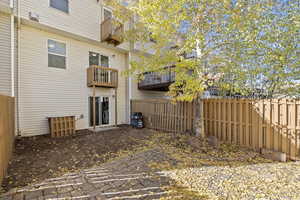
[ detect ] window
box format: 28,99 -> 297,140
50,0 -> 69,13
48,40 -> 66,69
89,52 -> 109,67
103,8 -> 112,21
89,52 -> 99,66
101,55 -> 109,67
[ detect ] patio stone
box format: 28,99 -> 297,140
1,149 -> 174,200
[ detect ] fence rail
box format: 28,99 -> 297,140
0,95 -> 15,184
132,98 -> 300,160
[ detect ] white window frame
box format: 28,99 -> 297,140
102,7 -> 113,22
89,51 -> 111,68
89,51 -> 111,82
49,0 -> 69,14
48,39 -> 67,69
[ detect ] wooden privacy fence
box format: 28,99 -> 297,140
132,98 -> 300,160
203,99 -> 300,160
131,99 -> 195,133
0,95 -> 15,184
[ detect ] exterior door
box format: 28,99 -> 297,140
89,97 -> 100,127
89,96 -> 110,127
102,97 -> 109,125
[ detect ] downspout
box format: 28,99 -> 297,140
17,0 -> 21,136
128,16 -> 134,123
128,52 -> 132,122
10,0 -> 14,97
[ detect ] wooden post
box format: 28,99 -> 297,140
115,88 -> 118,127
93,85 -> 96,131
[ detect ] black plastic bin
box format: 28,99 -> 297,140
130,112 -> 144,128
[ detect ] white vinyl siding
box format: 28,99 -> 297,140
20,0 -> 101,41
0,0 -> 9,5
0,0 -> 9,9
18,0 -> 131,51
0,13 -> 11,96
19,26 -> 128,136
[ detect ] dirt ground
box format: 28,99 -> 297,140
2,126 -> 299,199
1,125 -> 154,193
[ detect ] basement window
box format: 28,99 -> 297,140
50,0 -> 69,13
48,40 -> 66,69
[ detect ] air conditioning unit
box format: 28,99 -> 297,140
29,12 -> 39,22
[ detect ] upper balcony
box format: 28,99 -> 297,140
138,67 -> 175,91
87,66 -> 118,88
101,18 -> 124,46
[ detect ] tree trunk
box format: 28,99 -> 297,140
194,96 -> 205,138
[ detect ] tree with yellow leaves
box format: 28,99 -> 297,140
106,0 -> 299,137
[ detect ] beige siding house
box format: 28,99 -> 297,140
0,0 -> 169,137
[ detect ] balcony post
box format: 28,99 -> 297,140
92,66 -> 95,85
93,85 -> 96,131
115,88 -> 118,127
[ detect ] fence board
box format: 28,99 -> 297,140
131,98 -> 300,160
0,95 -> 15,185
131,99 -> 195,134
204,98 -> 300,160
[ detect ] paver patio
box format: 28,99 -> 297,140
1,148 -> 175,200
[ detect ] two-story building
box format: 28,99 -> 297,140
0,0 -> 175,136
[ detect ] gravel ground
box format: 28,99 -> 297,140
164,162 -> 300,200
147,133 -> 300,200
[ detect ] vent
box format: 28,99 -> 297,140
29,12 -> 39,22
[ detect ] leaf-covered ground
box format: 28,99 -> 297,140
2,127 -> 300,199
0,126 -> 155,193
146,133 -> 300,200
